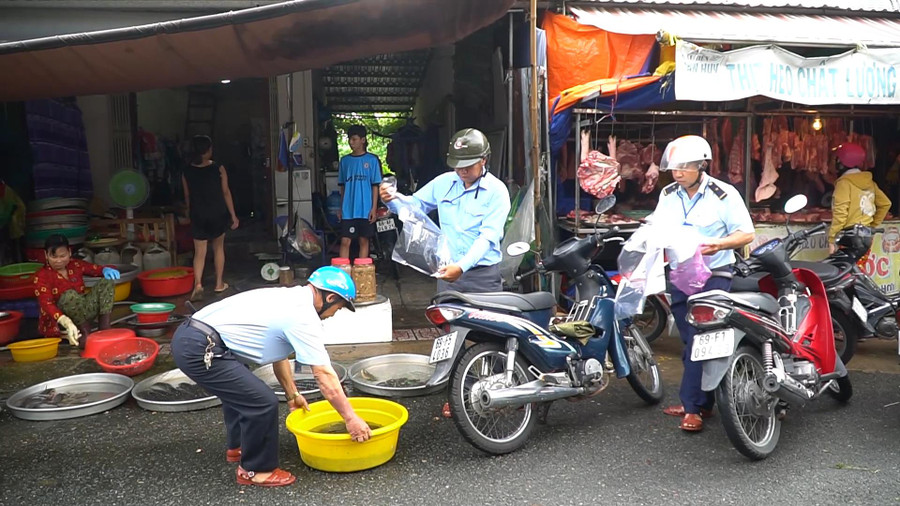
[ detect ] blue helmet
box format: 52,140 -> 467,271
308,266 -> 356,312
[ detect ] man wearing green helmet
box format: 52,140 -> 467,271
380,128 -> 511,292
171,266 -> 371,487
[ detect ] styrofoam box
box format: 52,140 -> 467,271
321,298 -> 392,345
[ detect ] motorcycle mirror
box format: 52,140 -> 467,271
595,195 -> 617,215
783,194 -> 808,214
506,242 -> 532,257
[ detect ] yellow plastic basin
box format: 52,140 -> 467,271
285,397 -> 408,472
85,281 -> 131,302
7,338 -> 62,362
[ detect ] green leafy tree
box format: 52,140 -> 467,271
333,113 -> 407,171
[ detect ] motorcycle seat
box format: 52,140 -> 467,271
791,261 -> 844,284
689,289 -> 779,315
433,290 -> 557,313
731,272 -> 765,291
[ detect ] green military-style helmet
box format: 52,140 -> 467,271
446,128 -> 491,169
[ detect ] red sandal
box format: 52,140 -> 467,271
663,405 -> 714,419
226,448 -> 241,463
679,413 -> 704,432
236,466 -> 296,487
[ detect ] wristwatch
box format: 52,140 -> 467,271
286,391 -> 301,402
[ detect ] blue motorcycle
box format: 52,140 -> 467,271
423,197 -> 663,455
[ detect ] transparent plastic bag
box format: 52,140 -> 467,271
614,218 -> 703,319
390,197 -> 453,276
500,181 -> 535,287
668,248 -> 711,295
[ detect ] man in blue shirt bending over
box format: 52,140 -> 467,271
338,125 -> 382,260
380,128 -> 511,293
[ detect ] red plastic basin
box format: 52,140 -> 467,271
0,284 -> 36,301
82,328 -> 136,359
136,311 -> 171,324
0,310 -> 24,346
95,337 -> 159,377
137,267 -> 194,297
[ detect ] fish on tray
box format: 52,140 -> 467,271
141,382 -> 211,402
21,389 -> 91,409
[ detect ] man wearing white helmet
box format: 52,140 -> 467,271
652,135 -> 755,433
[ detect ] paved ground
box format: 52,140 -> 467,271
1,336 -> 898,506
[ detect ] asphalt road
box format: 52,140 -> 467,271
2,344 -> 899,506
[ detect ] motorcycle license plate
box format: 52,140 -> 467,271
376,218 -> 396,233
429,331 -> 458,363
690,329 -> 735,362
851,297 -> 868,324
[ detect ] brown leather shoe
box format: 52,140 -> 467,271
679,413 -> 703,432
236,466 -> 296,487
663,405 -> 714,419
226,448 -> 241,463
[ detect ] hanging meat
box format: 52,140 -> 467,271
721,117 -> 733,163
580,130 -> 591,163
639,143 -> 661,168
708,118 -> 722,178
615,139 -> 643,181
641,163 -> 659,194
727,124 -> 745,184
751,134 -> 761,161
577,150 -> 621,199
755,144 -> 779,202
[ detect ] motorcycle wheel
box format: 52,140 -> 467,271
448,342 -> 536,455
633,296 -> 668,344
623,325 -> 664,404
715,345 -> 781,460
826,375 -> 853,403
831,311 -> 858,365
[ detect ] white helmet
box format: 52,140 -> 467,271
659,135 -> 712,172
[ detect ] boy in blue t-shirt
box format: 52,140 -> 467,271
338,125 -> 382,259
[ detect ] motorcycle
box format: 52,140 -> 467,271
688,195 -> 851,460
422,196 -> 663,455
809,225 -> 899,353
733,224 -> 894,364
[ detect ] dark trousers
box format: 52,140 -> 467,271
171,323 -> 280,472
437,264 -> 502,293
669,275 -> 733,414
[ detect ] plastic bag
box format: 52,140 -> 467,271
614,217 -> 703,319
280,217 -> 321,260
390,197 -> 453,276
500,181 -> 535,287
668,248 -> 711,295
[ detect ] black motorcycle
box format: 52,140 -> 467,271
806,225 -> 899,358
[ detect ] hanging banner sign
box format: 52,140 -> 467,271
675,41 -> 900,105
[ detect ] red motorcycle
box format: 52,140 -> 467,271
686,196 -> 851,460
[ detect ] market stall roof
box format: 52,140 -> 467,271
0,0 -> 514,102
570,6 -> 900,47
322,50 -> 432,113
568,0 -> 899,11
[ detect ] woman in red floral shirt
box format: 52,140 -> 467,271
34,234 -> 120,348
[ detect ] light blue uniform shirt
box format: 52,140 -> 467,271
651,174 -> 754,269
388,171 -> 511,272
193,285 -> 330,366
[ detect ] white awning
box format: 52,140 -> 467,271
571,6 -> 900,48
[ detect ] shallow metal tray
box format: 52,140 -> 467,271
84,264 -> 140,287
131,368 -> 221,412
5,373 -> 134,421
349,353 -> 447,398
252,360 -> 348,401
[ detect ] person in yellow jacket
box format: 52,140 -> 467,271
828,142 -> 892,254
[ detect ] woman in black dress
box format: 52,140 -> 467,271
182,135 -> 239,301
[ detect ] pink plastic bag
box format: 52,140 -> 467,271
669,248 -> 711,295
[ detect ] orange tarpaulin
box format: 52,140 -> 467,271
543,11 -> 657,105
